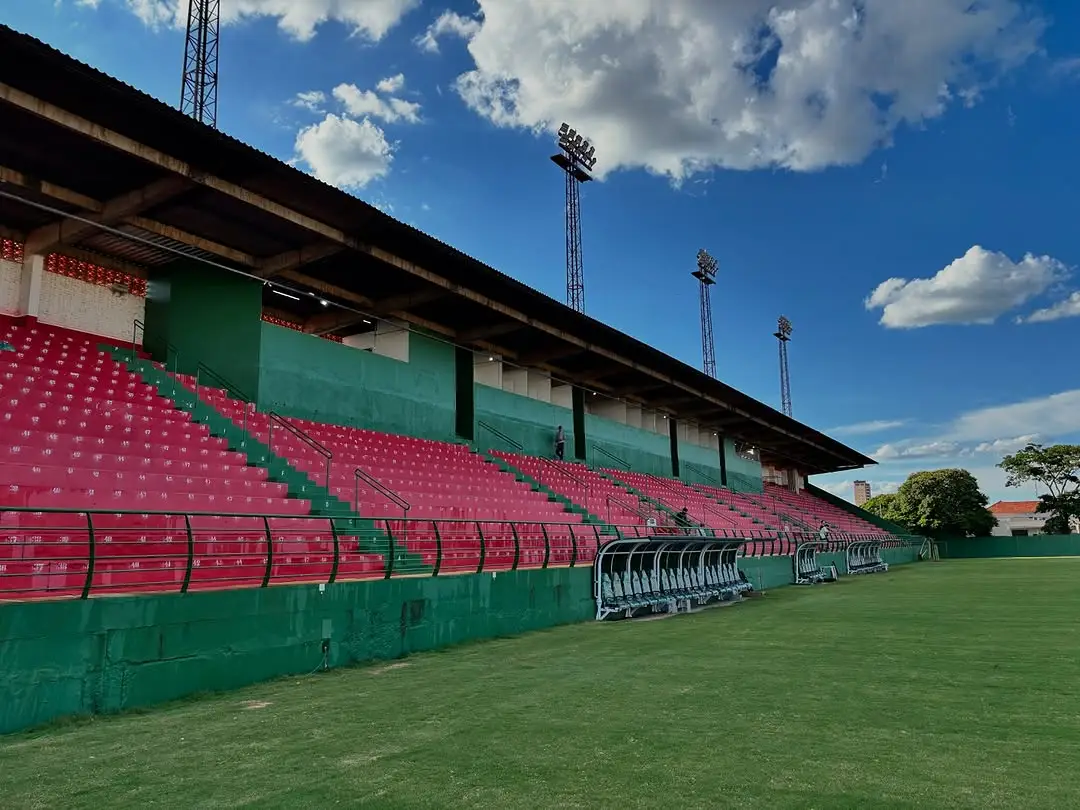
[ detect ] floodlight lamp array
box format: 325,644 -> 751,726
777,315 -> 793,339
695,249 -> 718,278
558,122 -> 598,172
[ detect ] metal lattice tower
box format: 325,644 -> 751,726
551,123 -> 596,313
692,249 -> 718,378
774,316 -> 793,417
180,0 -> 221,128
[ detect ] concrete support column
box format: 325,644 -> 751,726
17,253 -> 44,318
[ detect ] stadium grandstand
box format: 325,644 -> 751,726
0,24 -> 918,733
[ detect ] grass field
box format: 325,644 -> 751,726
4,559 -> 1080,809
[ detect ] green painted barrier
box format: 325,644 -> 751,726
938,535 -> 1080,559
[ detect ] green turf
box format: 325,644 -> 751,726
4,559 -> 1080,809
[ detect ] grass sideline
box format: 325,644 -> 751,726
4,559 -> 1080,808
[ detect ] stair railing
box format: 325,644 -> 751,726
478,420 -> 591,507
354,467 -> 411,526
684,462 -> 723,488
194,363 -> 253,437
130,319 -> 181,401
131,318 -> 144,365
268,413 -> 332,488
591,444 -> 631,471
605,494 -> 675,531
645,472 -> 691,511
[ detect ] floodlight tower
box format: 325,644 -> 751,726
180,0 -> 221,127
774,315 -> 793,417
551,123 -> 597,313
692,249 -> 718,378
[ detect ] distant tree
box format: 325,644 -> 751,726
891,469 -> 997,538
999,443 -> 1080,535
861,493 -> 900,521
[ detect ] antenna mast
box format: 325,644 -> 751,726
180,0 -> 221,127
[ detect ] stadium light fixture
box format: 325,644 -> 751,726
271,288 -> 299,301
551,121 -> 597,314
774,315 -> 794,418
692,249 -> 719,379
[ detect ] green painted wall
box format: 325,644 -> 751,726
473,385 -> 675,477
0,543 -> 922,735
586,415 -> 671,476
724,438 -> 763,493
257,324 -> 456,441
938,535 -> 1080,559
474,384 -> 573,457
0,567 -> 594,735
144,261 -> 263,399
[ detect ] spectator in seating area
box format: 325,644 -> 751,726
674,507 -> 693,534
554,425 -> 566,461
0,340 -> 14,352
818,521 -> 831,541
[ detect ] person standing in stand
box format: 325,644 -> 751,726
554,425 -> 566,461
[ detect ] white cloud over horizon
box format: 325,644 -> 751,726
828,419 -> 909,437
440,0 -> 1042,180
820,390 -> 1080,504
865,246 -> 1069,328
85,0 -> 419,42
1021,291 -> 1080,324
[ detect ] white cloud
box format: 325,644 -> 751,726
866,390 -> 1080,465
292,90 -> 327,113
333,83 -> 422,124
828,419 -> 909,437
416,10 -> 482,54
448,0 -> 1042,180
873,440 -> 961,461
1051,56 -> 1080,79
106,0 -> 418,41
973,435 -> 1039,454
950,390 -> 1080,443
376,74 -> 406,94
293,114 -> 393,189
1021,291 -> 1080,324
865,246 -> 1069,328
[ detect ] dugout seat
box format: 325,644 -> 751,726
845,540 -> 888,575
594,537 -> 751,620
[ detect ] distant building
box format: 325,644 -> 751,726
989,501 -> 1055,537
854,481 -> 871,506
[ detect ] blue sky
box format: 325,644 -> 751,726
6,0 -> 1080,503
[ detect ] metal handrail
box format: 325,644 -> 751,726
129,318 -> 181,400
268,413 -> 332,488
477,420 -> 524,452
684,462 -> 722,487
591,444 -> 631,470
479,420 -> 591,502
354,467 -> 411,517
131,318 -> 144,365
194,362 -> 253,436
605,494 -> 675,529
0,504 -> 923,601
645,472 -> 692,510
